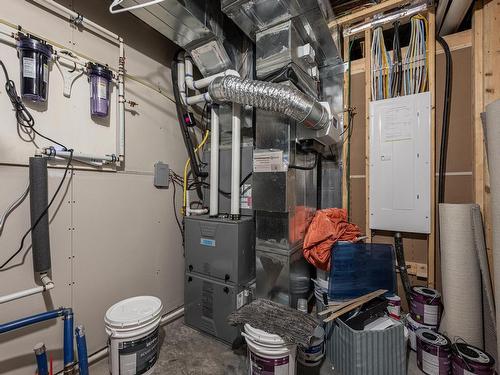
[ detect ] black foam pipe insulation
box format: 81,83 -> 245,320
29,156 -> 51,273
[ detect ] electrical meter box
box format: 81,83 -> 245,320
369,92 -> 431,233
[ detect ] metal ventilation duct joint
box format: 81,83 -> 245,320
116,0 -> 248,76
209,75 -> 330,130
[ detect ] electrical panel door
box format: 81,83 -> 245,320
369,92 -> 431,234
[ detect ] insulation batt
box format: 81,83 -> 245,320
303,208 -> 361,271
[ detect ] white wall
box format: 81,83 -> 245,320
0,1 -> 185,373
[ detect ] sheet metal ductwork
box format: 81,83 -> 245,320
117,0 -> 248,76
209,75 -> 329,130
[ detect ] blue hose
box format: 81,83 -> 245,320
75,325 -> 89,375
34,343 -> 49,375
63,309 -> 74,367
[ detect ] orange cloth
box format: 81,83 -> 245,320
303,208 -> 361,271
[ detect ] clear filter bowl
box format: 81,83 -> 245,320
88,63 -> 112,117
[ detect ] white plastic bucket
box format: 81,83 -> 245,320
243,323 -> 297,375
297,326 -> 325,367
105,296 -> 163,375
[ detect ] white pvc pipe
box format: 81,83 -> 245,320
41,148 -> 117,165
118,39 -> 125,161
186,92 -> 211,105
230,103 -> 241,218
0,274 -> 54,304
184,56 -> 239,90
209,105 -> 219,217
31,0 -> 119,43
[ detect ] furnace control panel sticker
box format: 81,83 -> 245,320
200,238 -> 216,247
253,150 -> 286,172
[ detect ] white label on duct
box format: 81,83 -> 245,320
240,184 -> 252,209
253,150 -> 286,172
97,80 -> 107,100
43,64 -> 48,83
424,305 -> 439,325
22,57 -> 36,79
422,351 -> 439,375
236,291 -> 244,309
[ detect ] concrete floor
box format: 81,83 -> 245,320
90,318 -> 423,374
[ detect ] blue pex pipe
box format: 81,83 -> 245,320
0,309 -> 64,334
63,310 -> 74,367
34,344 -> 49,375
75,325 -> 89,375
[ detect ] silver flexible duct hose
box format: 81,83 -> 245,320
208,76 -> 329,130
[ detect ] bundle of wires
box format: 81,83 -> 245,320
0,58 -> 74,270
371,27 -> 392,100
391,21 -> 403,97
403,15 -> 428,96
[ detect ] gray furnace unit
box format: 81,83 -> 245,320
184,215 -> 255,345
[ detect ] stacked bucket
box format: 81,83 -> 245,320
405,286 -> 440,351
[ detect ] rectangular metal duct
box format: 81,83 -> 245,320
118,0 -> 241,75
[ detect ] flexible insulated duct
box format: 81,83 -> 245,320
29,157 -> 51,273
208,76 -> 329,130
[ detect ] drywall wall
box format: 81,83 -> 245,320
0,1 -> 186,374
347,46 -> 473,295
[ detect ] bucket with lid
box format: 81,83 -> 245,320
410,286 -> 441,326
416,329 -> 451,375
451,342 -> 495,375
243,323 -> 297,375
297,326 -> 325,368
405,314 -> 437,351
105,296 -> 163,375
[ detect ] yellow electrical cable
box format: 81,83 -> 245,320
182,130 -> 210,214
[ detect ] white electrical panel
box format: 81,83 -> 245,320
369,92 -> 431,234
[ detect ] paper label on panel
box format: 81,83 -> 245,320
253,150 -> 286,172
382,105 -> 412,142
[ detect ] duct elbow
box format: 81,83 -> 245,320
208,75 -> 329,130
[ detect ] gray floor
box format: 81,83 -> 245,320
90,318 -> 423,374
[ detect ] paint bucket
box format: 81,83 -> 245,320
416,329 -> 451,375
386,295 -> 401,319
410,286 -> 441,326
405,314 -> 437,351
243,323 -> 297,375
297,326 -> 325,367
105,296 -> 163,375
451,343 -> 495,374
